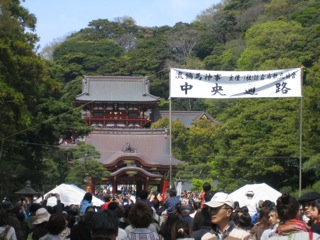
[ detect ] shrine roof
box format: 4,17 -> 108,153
75,76 -> 160,102
85,129 -> 181,166
108,166 -> 163,178
152,110 -> 218,128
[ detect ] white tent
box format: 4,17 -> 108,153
35,183 -> 104,207
229,183 -> 281,207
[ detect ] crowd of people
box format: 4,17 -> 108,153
1,183 -> 320,240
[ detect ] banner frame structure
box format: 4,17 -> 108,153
168,67 -> 303,195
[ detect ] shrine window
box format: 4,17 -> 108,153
113,103 -> 119,111
93,112 -> 103,117
128,112 -> 139,117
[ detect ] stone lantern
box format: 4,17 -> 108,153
15,180 -> 39,203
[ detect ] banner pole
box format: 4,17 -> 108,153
169,97 -> 172,188
299,67 -> 303,196
169,68 -> 172,188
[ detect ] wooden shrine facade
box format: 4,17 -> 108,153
85,129 -> 181,194
74,76 -> 160,129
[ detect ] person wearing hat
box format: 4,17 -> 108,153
298,191 -> 320,233
243,190 -> 257,218
21,203 -> 41,240
201,192 -> 251,240
38,213 -> 67,240
32,208 -> 50,240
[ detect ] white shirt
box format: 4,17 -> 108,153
117,228 -> 127,240
0,226 -> 17,240
243,197 -> 257,217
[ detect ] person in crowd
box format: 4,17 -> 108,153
159,210 -> 169,226
190,202 -> 201,218
0,208 -> 17,240
162,188 -> 181,215
237,212 -> 252,232
251,200 -> 264,225
70,211 -> 95,240
171,219 -> 194,240
176,203 -> 193,230
190,206 -> 211,240
201,192 -> 251,240
101,195 -> 111,211
59,212 -> 71,240
234,201 -> 241,213
17,199 -> 29,225
39,213 -> 66,240
250,206 -> 273,240
139,189 -> 161,225
151,197 -> 161,224
64,209 -> 77,232
85,205 -> 96,214
121,204 -> 131,230
268,193 -> 320,239
123,194 -> 134,206
123,202 -> 160,239
159,213 -> 179,240
298,191 -> 320,231
32,208 -> 51,240
107,202 -> 127,240
42,193 -> 63,214
260,208 -> 280,240
309,199 -> 320,234
108,201 -> 124,217
202,183 -> 215,203
91,211 -> 119,240
238,206 -> 249,217
21,203 -> 41,240
2,200 -> 21,240
138,190 -> 153,209
79,192 -> 93,216
65,205 -> 80,228
243,190 -> 257,218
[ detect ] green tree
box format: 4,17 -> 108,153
174,120 -> 220,184
66,144 -> 109,189
213,98 -> 301,191
151,117 -> 188,160
292,3 -> 320,27
186,120 -> 220,164
237,20 -> 304,70
53,40 -> 124,82
0,0 -> 68,196
301,61 -> 320,191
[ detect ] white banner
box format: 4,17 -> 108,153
170,68 -> 302,99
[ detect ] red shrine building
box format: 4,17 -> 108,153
74,76 -> 175,194
73,75 -> 216,194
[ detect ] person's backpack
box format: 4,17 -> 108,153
0,225 -> 11,240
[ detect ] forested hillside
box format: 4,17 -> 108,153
1,0 -> 320,197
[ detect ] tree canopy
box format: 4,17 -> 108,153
2,0 -> 320,196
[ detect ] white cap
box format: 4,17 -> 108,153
204,192 -> 234,209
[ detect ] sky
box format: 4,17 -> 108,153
21,0 -> 221,49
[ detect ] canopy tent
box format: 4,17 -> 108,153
229,183 -> 281,207
35,183 -> 104,207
